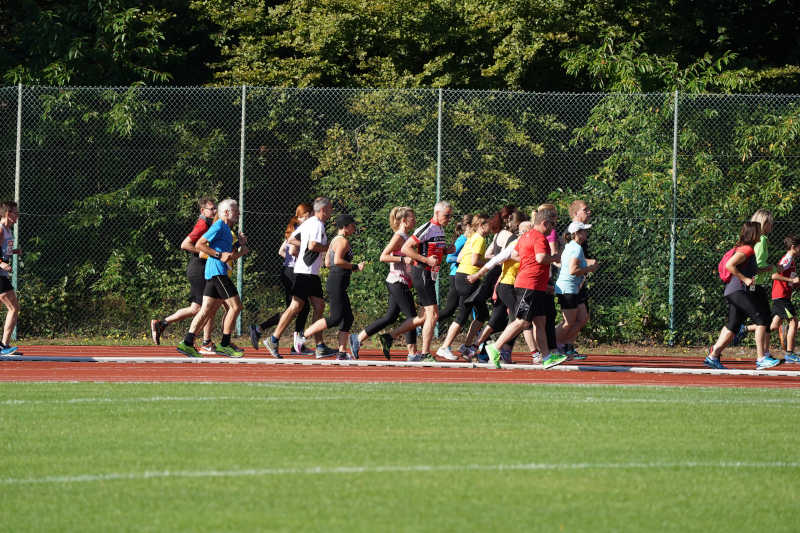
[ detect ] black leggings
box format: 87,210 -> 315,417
325,273 -> 354,332
487,282 -> 516,330
725,290 -> 770,331
438,275 -> 460,323
364,282 -> 417,344
281,266 -> 309,332
454,273 -> 489,325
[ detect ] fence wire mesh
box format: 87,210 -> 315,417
3,86 -> 800,345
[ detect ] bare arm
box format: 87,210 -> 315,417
380,234 -> 411,265
726,252 -> 754,286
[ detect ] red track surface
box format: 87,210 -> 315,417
1,345 -> 799,388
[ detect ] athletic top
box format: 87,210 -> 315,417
0,225 -> 12,279
281,240 -> 297,268
292,216 -> 327,276
724,245 -> 757,297
555,240 -> 586,295
772,251 -> 796,300
186,216 -> 212,279
327,235 -> 354,285
498,234 -> 520,285
754,235 -> 770,285
457,233 -> 487,275
202,219 -> 234,280
387,232 -> 412,285
514,229 -> 550,291
410,218 -> 447,274
446,234 -> 467,276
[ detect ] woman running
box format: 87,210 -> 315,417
437,214 -> 473,324
303,214 -> 365,359
351,207 -> 424,361
249,203 -> 313,354
706,221 -> 780,370
555,221 -> 598,358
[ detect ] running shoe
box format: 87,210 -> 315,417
349,333 -> 360,360
499,349 -> 512,364
485,343 -> 501,369
565,346 -> 586,360
421,353 -> 436,362
407,353 -> 423,362
732,324 -> 747,346
756,354 -> 781,370
216,344 -> 244,358
315,344 -> 338,359
248,324 -> 260,349
263,336 -> 282,359
531,351 -> 543,364
542,352 -> 568,369
378,333 -> 393,359
150,319 -> 165,345
199,341 -> 217,355
785,352 -> 800,364
336,352 -> 349,360
177,342 -> 202,358
475,351 -> 489,363
436,345 -> 459,361
704,355 -> 726,370
0,344 -> 18,356
460,344 -> 477,361
293,332 -> 306,355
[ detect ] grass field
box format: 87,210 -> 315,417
2,382 -> 799,532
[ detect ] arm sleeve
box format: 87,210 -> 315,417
187,220 -> 207,243
483,246 -> 514,271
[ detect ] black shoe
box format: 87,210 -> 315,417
249,324 -> 261,349
378,333 -> 393,359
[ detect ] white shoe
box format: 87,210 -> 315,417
293,332 -> 306,355
436,346 -> 458,360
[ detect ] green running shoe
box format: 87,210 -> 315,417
177,342 -> 202,358
421,353 -> 437,362
378,333 -> 393,359
485,343 -> 501,369
542,352 -> 568,369
216,344 -> 244,358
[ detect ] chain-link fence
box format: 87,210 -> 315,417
3,85 -> 799,345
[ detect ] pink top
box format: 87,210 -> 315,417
546,229 -> 557,243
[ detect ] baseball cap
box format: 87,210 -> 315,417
567,221 -> 592,233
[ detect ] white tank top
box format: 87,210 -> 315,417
386,232 -> 412,285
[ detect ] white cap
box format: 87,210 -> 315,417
567,221 -> 592,233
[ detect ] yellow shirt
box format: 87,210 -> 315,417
499,257 -> 520,285
457,233 -> 487,275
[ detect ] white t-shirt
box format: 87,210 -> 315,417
291,216 -> 327,276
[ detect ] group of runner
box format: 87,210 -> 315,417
155,195 -> 598,368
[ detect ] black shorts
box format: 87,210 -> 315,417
292,273 -> 324,300
0,276 -> 12,294
203,275 -> 239,300
557,293 -> 581,310
514,288 -> 555,322
577,285 -> 589,306
772,298 -> 797,320
188,276 -> 205,305
411,266 -> 438,307
725,291 -> 770,331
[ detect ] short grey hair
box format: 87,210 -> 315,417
314,197 -> 332,213
218,198 -> 238,216
433,200 -> 451,214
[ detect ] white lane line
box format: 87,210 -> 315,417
3,461 -> 798,485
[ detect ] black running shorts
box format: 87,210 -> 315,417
203,275 -> 239,300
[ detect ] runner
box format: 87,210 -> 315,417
303,214 -> 365,359
176,199 -> 249,358
353,207 -> 424,361
264,197 -> 337,358
706,221 -> 780,370
150,197 -> 220,354
769,235 -> 800,363
398,200 -> 454,360
0,201 -> 21,356
249,203 -> 313,354
437,214 -> 473,325
485,208 -> 564,369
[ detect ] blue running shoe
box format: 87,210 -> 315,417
0,344 -> 18,356
349,333 -> 360,360
756,355 -> 781,370
784,353 -> 800,364
732,324 -> 747,346
248,324 -> 260,349
704,355 -> 726,370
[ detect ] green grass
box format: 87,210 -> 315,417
1,382 -> 799,532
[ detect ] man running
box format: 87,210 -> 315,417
0,201 -> 21,356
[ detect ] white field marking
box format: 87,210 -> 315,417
2,461 -> 799,485
3,394 -> 800,407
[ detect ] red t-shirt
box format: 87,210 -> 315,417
772,251 -> 796,300
514,229 -> 550,290
187,217 -> 211,243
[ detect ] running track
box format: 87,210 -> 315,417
1,346 -> 799,388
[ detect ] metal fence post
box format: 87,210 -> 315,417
236,84 -> 246,336
435,88 -> 443,338
668,90 -> 679,344
12,83 -> 22,341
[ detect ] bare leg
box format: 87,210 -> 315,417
0,290 -> 19,345
272,297 -> 305,340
